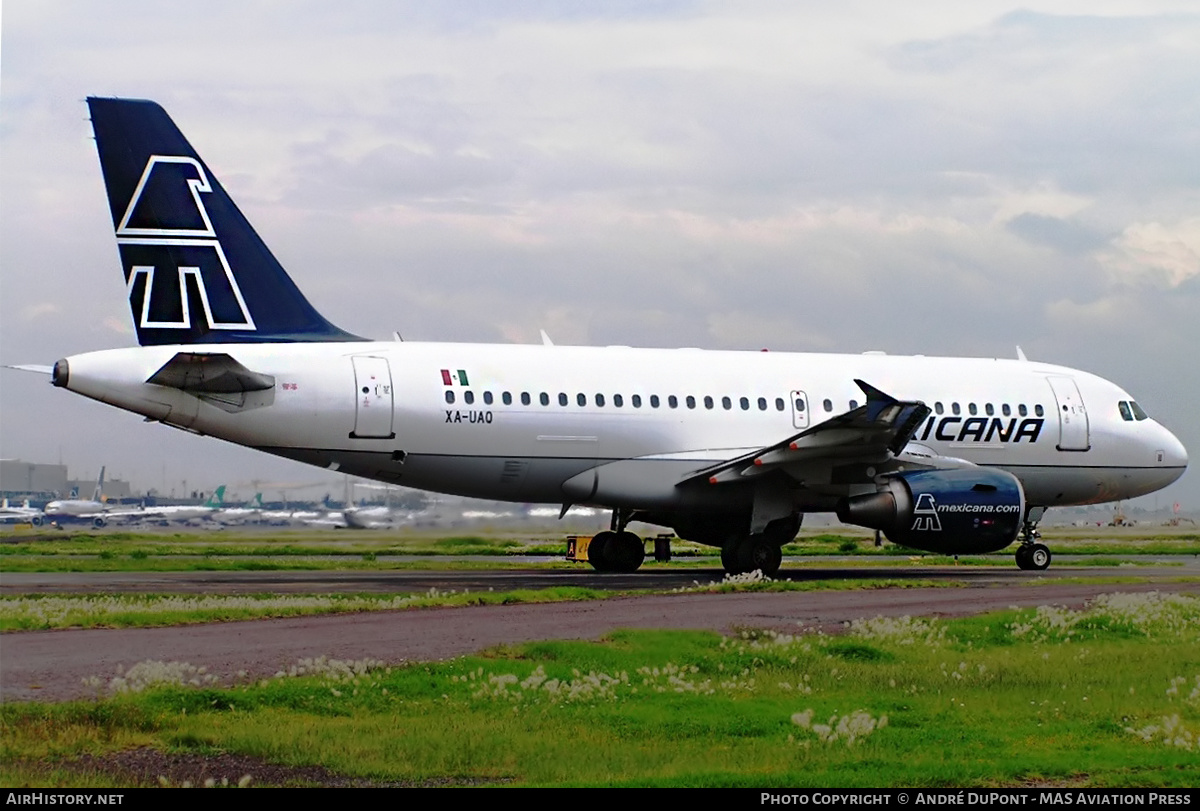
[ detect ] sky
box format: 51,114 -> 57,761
0,0 -> 1196,508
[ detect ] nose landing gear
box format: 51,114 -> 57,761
1015,507 -> 1050,570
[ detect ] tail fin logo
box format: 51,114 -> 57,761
116,156 -> 256,332
911,493 -> 942,532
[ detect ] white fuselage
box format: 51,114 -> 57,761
56,341 -> 1188,517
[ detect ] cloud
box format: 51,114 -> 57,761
1005,213 -> 1110,254
1098,217 -> 1200,287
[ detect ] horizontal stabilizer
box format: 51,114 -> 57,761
147,352 -> 275,393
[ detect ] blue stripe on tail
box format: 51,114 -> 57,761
87,97 -> 362,345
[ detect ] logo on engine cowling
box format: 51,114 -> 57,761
911,493 -> 942,531
116,155 -> 255,332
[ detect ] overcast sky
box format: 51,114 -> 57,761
1,1 -> 1195,508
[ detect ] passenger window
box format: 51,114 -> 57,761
577,393 -> 586,407
795,398 -> 806,412
758,397 -> 767,411
502,392 -> 512,406
1130,401 -> 1148,421
1018,404 -> 1027,417
539,392 -> 549,406
934,402 -> 944,415
703,396 -> 714,410
651,394 -> 660,408
1035,404 -> 1044,417
985,403 -> 994,416
823,398 -> 832,412
686,396 -> 696,409
464,391 -> 475,405
775,398 -> 785,411
722,396 -> 732,410
595,394 -> 605,407
951,402 -> 961,416
614,394 -> 624,408
669,395 -> 678,409
521,392 -> 531,406
632,394 -> 642,408
740,397 -> 750,411
483,391 -> 494,405
1002,404 -> 1011,417
1118,401 -> 1133,421
445,391 -> 455,405
968,403 -> 977,416
849,400 -> 859,410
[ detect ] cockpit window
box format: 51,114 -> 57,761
1130,401 -> 1149,421
1118,401 -> 1133,421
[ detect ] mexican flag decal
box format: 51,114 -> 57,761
441,369 -> 470,386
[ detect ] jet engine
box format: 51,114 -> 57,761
836,468 -> 1024,554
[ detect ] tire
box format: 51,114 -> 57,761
609,531 -> 645,573
1015,545 -> 1033,570
1028,543 -> 1051,571
720,542 -> 742,575
588,531 -> 615,572
736,535 -> 783,577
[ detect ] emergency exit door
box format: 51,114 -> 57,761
351,356 -> 395,439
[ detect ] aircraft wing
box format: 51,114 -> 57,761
681,380 -> 931,488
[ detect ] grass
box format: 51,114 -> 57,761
2,527 -> 1196,574
0,578 -> 961,631
2,592 -> 1197,787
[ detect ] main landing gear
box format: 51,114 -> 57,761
719,517 -> 796,577
721,535 -> 784,577
588,509 -> 645,573
1014,507 -> 1050,571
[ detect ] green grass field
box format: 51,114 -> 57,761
1,527 -> 1197,573
2,592 -> 1197,787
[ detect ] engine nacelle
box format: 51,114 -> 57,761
836,468 -> 1024,554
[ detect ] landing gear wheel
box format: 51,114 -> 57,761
736,535 -> 783,577
1027,543 -> 1051,570
720,542 -> 742,575
1015,545 -> 1032,570
1015,543 -> 1051,571
588,531 -> 616,572
607,531 -> 645,573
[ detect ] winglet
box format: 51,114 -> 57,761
541,330 -> 555,346
854,379 -> 899,423
1016,345 -> 1028,362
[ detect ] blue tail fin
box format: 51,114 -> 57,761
87,97 -> 362,345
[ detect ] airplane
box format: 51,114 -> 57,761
43,468 -> 225,527
210,492 -> 266,525
132,485 -> 227,524
0,498 -> 45,525
43,467 -> 115,527
14,97 -> 1188,573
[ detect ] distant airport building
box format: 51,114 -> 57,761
1,460 -> 131,501
0,460 -> 67,498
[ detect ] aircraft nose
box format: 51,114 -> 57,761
1155,423 -> 1188,482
